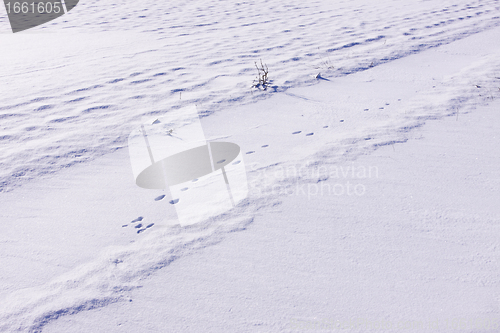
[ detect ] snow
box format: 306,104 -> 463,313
1,0 -> 500,332
1,0 -> 500,192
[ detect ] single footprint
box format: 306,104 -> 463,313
262,145 -> 269,148
181,187 -> 189,191
385,103 -> 390,106
217,159 -> 226,164
137,223 -> 155,234
131,217 -> 143,223
246,151 -> 255,154
170,199 -> 180,204
364,108 -> 369,111
122,224 -> 128,228
292,131 -> 301,134
340,120 -> 344,122
232,160 -> 241,165
323,126 -> 328,128
135,223 -> 143,229
306,133 -> 314,136
192,178 -> 198,182
155,194 -> 165,201
379,107 -> 384,109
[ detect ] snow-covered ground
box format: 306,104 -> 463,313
1,1 -> 499,332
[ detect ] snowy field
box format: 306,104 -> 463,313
1,0 -> 500,332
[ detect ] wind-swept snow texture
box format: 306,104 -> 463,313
1,0 -> 500,332
1,0 -> 500,192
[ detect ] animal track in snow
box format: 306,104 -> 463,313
137,222 -> 155,234
155,194 -> 165,201
132,113 -> 383,234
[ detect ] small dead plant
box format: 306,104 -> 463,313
252,59 -> 270,90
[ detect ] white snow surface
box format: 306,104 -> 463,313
0,0 -> 500,332
1,0 -> 500,191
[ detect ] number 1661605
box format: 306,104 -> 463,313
5,2 -> 62,14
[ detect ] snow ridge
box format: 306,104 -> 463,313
1,0 -> 500,192
1,50 -> 499,332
